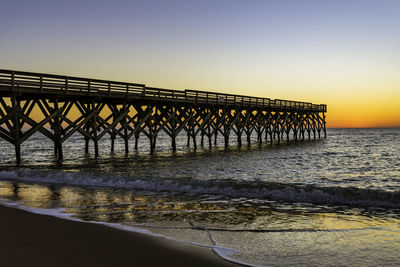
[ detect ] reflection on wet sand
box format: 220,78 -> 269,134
2,181 -> 400,266
2,181 -> 399,230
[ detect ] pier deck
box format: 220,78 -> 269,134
0,69 -> 326,163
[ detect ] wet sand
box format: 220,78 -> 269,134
0,205 -> 239,267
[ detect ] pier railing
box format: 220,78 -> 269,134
0,69 -> 326,112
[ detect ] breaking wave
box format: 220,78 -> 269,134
1,168 -> 399,209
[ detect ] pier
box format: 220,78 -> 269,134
0,69 -> 326,163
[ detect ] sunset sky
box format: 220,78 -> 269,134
1,0 -> 399,128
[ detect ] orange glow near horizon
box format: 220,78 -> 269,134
324,88 -> 400,128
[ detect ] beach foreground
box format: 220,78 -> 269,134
0,205 -> 239,267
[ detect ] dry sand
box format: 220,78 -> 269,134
0,205 -> 240,267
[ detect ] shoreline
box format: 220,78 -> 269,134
0,204 -> 240,267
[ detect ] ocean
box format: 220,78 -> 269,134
1,128 -> 399,266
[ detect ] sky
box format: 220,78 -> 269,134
1,0 -> 399,128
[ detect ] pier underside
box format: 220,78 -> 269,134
0,69 -> 326,163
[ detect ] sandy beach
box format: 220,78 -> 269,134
0,205 -> 239,267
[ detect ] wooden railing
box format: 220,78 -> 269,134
0,69 -> 326,112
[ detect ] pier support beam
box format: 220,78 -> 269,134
12,97 -> 21,164
110,112 -> 116,153
135,133 -> 139,150
91,103 -> 99,158
54,98 -> 63,161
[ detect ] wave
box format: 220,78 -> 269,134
1,168 -> 400,209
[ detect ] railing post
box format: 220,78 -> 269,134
108,81 -> 111,96
126,84 -> 129,99
88,80 -> 91,95
11,71 -> 15,92
65,77 -> 68,94
40,74 -> 43,93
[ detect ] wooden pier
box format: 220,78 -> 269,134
0,69 -> 326,163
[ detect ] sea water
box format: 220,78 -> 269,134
0,128 -> 399,266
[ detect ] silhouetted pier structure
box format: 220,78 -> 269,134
0,69 -> 326,163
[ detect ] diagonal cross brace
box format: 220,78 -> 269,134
61,107 -> 99,142
96,107 -> 130,140
17,110 -> 60,145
